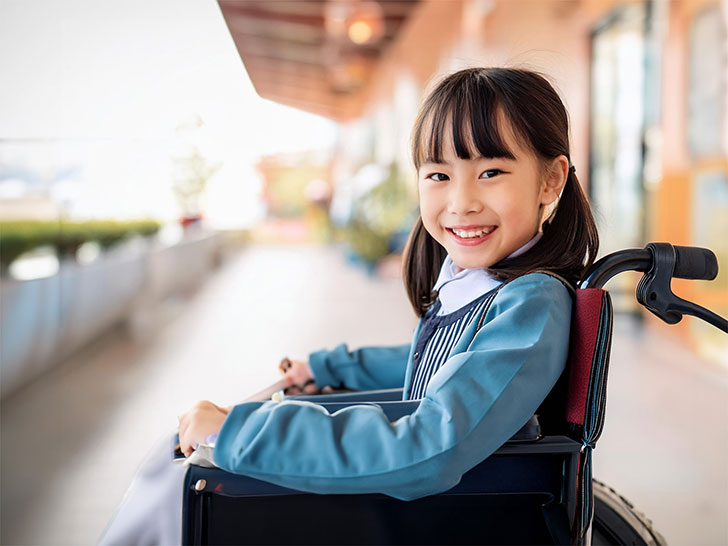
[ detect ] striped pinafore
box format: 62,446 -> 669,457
407,288 -> 499,400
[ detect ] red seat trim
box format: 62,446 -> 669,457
566,288 -> 608,426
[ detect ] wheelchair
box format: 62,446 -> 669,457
181,242 -> 726,545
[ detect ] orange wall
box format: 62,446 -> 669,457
654,0 -> 728,346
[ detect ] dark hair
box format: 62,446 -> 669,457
403,67 -> 599,316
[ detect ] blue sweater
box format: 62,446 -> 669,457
213,273 -> 571,501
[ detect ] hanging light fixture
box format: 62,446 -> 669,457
325,1 -> 385,46
323,1 -> 385,93
346,1 -> 384,45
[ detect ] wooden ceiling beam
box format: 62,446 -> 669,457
256,89 -> 345,119
255,83 -> 334,107
220,2 -> 326,27
221,1 -> 411,25
246,0 -> 419,18
245,69 -> 333,94
238,51 -> 325,69
229,31 -> 391,55
244,57 -> 376,94
224,14 -> 403,44
234,42 -> 381,67
231,30 -> 326,48
234,40 -> 327,66
247,1 -> 328,17
242,60 -> 325,81
222,10 -> 326,41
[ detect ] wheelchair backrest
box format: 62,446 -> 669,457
565,288 -> 614,444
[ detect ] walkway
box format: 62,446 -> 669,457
1,243 -> 726,544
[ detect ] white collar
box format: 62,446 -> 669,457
433,232 -> 543,315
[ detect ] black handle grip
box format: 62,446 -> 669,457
673,246 -> 719,280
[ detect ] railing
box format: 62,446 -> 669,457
0,231 -> 222,399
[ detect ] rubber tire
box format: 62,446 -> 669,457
591,479 -> 667,546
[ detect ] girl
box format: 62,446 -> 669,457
100,67 -> 598,544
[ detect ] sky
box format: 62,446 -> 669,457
0,0 -> 338,225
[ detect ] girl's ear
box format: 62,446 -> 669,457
539,155 -> 569,206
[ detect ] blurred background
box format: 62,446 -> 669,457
1,0 -> 726,544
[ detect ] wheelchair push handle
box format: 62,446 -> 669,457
673,245 -> 718,280
581,242 -> 726,333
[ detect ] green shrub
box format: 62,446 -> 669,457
56,222 -> 88,257
0,219 -> 162,271
128,220 -> 161,238
0,221 -> 59,268
344,163 -> 415,264
84,221 -> 128,249
346,219 -> 391,263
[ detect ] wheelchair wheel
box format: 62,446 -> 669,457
591,479 -> 666,546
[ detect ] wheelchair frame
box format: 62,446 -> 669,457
181,243 -> 725,545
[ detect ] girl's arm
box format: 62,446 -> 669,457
178,347 -> 406,455
179,362 -> 316,456
214,274 -> 570,501
308,343 -> 412,391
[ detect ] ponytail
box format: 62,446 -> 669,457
402,217 -> 447,317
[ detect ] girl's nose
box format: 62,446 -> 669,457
447,181 -> 482,215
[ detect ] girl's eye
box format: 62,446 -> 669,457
425,172 -> 449,182
479,169 -> 504,179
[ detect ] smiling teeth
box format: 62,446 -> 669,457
452,227 -> 494,238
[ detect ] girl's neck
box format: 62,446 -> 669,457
452,232 -> 543,273
434,232 -> 542,316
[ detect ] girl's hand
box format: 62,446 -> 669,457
278,358 -> 319,395
178,400 -> 228,458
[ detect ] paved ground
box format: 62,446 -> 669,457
1,243 -> 726,545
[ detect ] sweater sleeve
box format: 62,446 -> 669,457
214,274 -> 571,501
308,343 -> 412,391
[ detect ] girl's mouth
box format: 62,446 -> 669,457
446,226 -> 498,246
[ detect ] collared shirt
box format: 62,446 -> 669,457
433,232 -> 543,315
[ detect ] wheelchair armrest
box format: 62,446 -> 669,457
306,399 -> 541,441
183,434 -> 577,498
182,404 -> 543,497
316,400 -> 421,422
285,388 -> 404,403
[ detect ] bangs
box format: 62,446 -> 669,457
412,73 -> 517,169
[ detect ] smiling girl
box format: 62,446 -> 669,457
101,67 -> 599,545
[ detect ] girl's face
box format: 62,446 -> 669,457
417,122 -> 567,270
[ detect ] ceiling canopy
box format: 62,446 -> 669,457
218,0 -> 421,120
